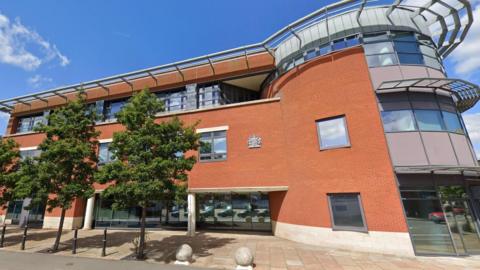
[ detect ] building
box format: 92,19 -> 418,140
0,0 -> 479,256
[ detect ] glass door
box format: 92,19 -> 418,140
439,186 -> 480,255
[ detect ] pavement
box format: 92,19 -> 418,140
1,227 -> 480,269
0,250 -> 206,270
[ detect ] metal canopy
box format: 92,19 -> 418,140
377,78 -> 480,112
0,0 -> 474,113
395,166 -> 480,177
388,0 -> 473,57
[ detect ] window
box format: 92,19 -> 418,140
16,114 -> 44,133
381,110 -> 416,132
414,110 -> 445,131
157,89 -> 187,112
316,116 -> 350,150
328,193 -> 367,232
98,142 -> 115,165
199,130 -> 227,161
198,85 -> 223,108
20,149 -> 41,160
442,111 -> 464,134
363,42 -> 394,55
104,99 -> 127,121
366,54 -> 397,67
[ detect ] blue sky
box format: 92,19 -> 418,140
0,0 -> 480,155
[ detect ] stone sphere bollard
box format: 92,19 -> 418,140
175,244 -> 193,265
234,247 -> 254,270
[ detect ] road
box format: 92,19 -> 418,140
0,250 -> 207,270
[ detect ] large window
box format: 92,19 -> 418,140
199,130 -> 227,161
316,116 -> 350,150
16,114 -> 44,133
328,193 -> 367,232
363,31 -> 443,70
104,99 -> 127,121
20,149 -> 41,160
414,110 -> 445,131
381,109 -> 465,134
157,89 -> 187,112
98,142 -> 115,165
381,110 -> 416,132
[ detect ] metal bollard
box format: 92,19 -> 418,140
101,228 -> 107,257
21,225 -> 28,251
0,225 -> 6,248
72,229 -> 78,254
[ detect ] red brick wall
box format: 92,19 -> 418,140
5,47 -> 407,232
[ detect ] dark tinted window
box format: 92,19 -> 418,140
328,194 -> 367,231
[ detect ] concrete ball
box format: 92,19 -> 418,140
176,244 -> 193,262
234,247 -> 254,267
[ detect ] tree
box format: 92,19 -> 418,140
0,138 -> 20,207
16,92 -> 99,251
96,89 -> 199,260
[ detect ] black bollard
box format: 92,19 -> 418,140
21,225 -> 28,251
72,229 -> 78,254
0,224 -> 6,248
101,228 -> 107,257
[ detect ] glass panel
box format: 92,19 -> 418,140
98,143 -> 110,164
398,53 -> 424,65
251,193 -> 271,231
305,49 -> 317,60
392,32 -> 417,42
329,194 -> 365,230
394,41 -> 421,53
420,45 -> 437,58
366,54 -> 397,67
213,193 -> 233,229
32,115 -> 44,129
442,111 -> 464,134
197,194 -> 215,226
345,36 -> 359,47
333,39 -> 346,50
363,33 -> 389,42
424,56 -> 442,70
232,193 -> 252,230
381,110 -> 416,132
319,44 -> 332,55
363,42 -> 394,55
317,117 -> 349,149
402,198 -> 456,254
414,110 -> 445,131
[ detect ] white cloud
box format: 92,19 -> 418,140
27,74 -> 52,89
0,11 -> 69,71
448,4 -> 480,78
463,112 -> 480,158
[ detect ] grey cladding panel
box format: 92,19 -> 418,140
386,133 -> 429,166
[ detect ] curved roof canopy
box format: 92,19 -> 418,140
0,0 -> 474,113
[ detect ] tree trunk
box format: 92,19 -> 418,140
52,208 -> 66,252
137,206 -> 147,260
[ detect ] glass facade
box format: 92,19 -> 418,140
93,195 -> 188,229
381,109 -> 465,134
399,178 -> 480,255
93,192 -> 271,232
363,32 -> 443,70
197,192 -> 271,231
156,89 -> 188,112
5,200 -> 46,227
103,99 -> 128,121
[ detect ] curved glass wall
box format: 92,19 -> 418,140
276,31 -> 444,75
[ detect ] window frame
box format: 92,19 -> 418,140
316,115 -> 351,150
198,130 -> 228,162
98,142 -> 115,165
327,193 -> 368,232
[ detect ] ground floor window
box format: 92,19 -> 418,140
93,195 -> 187,229
399,176 -> 480,256
327,193 -> 367,232
196,192 -> 271,231
5,199 -> 45,227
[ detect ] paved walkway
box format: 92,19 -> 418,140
0,227 -> 480,269
0,250 -> 206,270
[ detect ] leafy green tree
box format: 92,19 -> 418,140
0,138 -> 20,207
16,92 -> 100,251
96,89 -> 199,259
